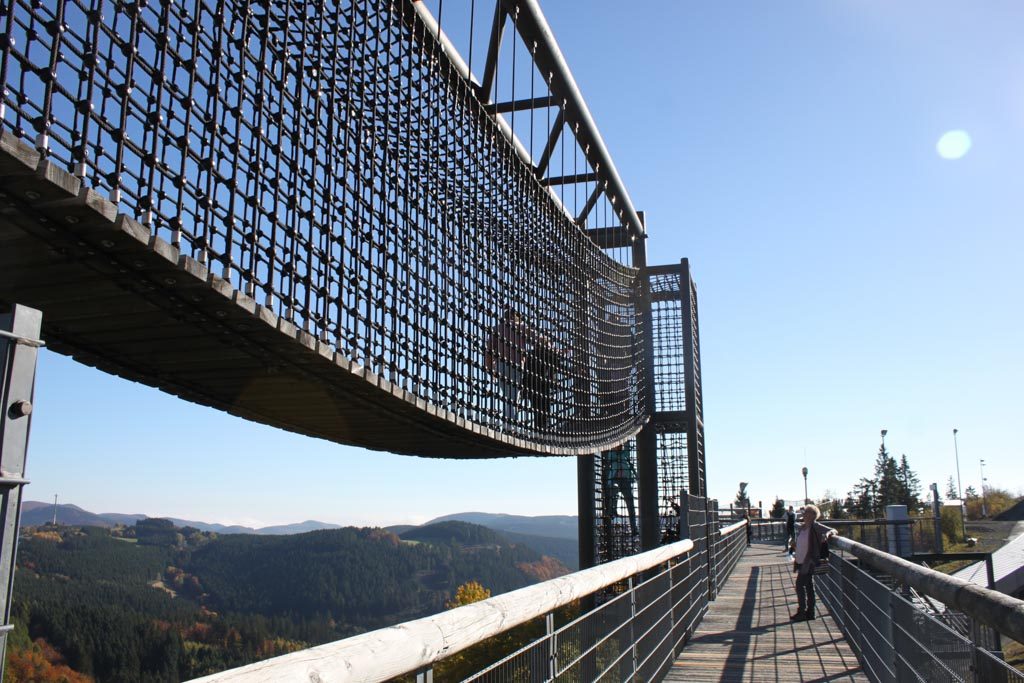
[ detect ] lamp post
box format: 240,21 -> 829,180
979,459 -> 988,518
953,429 -> 966,540
802,467 -> 809,505
878,430 -> 887,517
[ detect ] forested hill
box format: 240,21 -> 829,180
7,521 -> 569,682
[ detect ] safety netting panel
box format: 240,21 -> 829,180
0,0 -> 648,451
649,274 -> 687,414
595,439 -> 641,564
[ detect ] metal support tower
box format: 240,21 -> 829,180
583,256 -> 708,566
0,304 -> 42,678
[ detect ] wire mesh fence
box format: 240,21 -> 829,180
460,539 -> 727,683
817,548 -> 1024,683
827,518 -> 943,556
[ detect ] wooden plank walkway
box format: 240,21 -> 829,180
665,543 -> 867,682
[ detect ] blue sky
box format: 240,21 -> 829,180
24,1 -> 1024,526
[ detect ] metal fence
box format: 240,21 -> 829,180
818,540 -> 1024,683
828,518 -> 942,556
190,521 -> 753,682
462,519 -> 748,683
749,519 -> 787,542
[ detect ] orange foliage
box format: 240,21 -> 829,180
516,556 -> 569,582
183,622 -> 213,641
31,531 -> 62,543
367,529 -> 400,546
5,638 -> 93,683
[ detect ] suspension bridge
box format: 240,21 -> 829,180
1,0 -> 1022,681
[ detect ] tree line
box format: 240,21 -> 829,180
4,521 -> 567,682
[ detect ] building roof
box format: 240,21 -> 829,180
953,531 -> 1024,596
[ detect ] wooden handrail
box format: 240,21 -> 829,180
833,536 -> 1024,644
719,519 -> 747,536
188,539 -> 695,683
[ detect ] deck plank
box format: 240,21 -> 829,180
666,543 -> 866,682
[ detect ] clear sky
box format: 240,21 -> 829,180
22,1 -> 1024,527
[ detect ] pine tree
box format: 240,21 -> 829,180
897,454 -> 922,510
734,482 -> 750,511
850,478 -> 877,518
873,444 -> 901,510
945,476 -> 959,500
770,498 -> 786,519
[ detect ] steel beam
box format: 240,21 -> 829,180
501,0 -> 646,239
478,1 -> 507,104
680,259 -> 706,497
585,226 -> 632,250
0,304 -> 42,679
533,109 -> 564,179
632,227 -> 659,551
486,95 -> 558,114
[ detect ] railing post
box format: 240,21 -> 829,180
706,499 -> 717,600
628,576 -> 638,677
667,557 -> 677,656
0,304 -> 42,681
414,666 -> 433,683
546,611 -> 557,680
930,483 -> 943,553
577,454 -> 596,570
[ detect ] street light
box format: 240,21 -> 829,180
979,459 -> 988,518
802,467 -> 809,505
953,429 -> 966,539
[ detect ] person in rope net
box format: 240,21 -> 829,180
597,310 -> 636,426
522,338 -> 566,430
484,308 -> 539,424
790,504 -> 837,622
603,444 -> 638,537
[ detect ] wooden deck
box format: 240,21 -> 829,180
666,543 -> 867,682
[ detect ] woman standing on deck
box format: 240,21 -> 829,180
791,504 -> 836,621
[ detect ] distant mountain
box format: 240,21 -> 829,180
500,530 -> 578,571
256,520 -> 343,535
400,520 -> 509,546
427,512 -> 578,540
20,502 -> 144,528
19,502 -> 339,535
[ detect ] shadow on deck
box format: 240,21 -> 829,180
666,543 -> 867,682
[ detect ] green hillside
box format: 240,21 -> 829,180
7,521 -> 568,682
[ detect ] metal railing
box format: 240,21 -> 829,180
818,536 -> 1024,683
749,519 -> 787,542
190,520 -> 754,682
708,520 -> 747,600
189,539 -> 698,682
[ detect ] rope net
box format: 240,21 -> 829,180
0,0 -> 648,452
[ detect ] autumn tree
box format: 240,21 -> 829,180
446,581 -> 491,609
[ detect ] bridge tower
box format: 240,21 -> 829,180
580,234 -> 708,568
